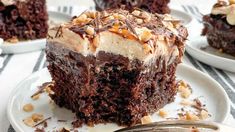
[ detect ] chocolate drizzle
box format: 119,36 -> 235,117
125,19 -> 138,37
67,9 -> 187,44
55,26 -> 63,38
94,0 -> 170,14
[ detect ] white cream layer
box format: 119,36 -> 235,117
48,28 -> 179,63
212,4 -> 235,25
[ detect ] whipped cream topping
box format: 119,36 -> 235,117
49,28 -> 175,63
211,0 -> 235,25
48,9 -> 187,64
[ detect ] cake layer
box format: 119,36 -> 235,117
46,9 -> 188,127
0,0 -> 48,41
94,0 -> 171,14
46,41 -> 178,127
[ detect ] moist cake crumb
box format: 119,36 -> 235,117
23,103 -> 34,112
158,109 -> 168,118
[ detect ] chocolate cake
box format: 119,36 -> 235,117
202,0 -> 235,56
46,9 -> 188,127
94,0 -> 170,14
0,0 -> 48,42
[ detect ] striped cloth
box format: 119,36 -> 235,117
0,0 -> 235,131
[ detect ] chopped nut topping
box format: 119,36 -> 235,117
86,11 -> 96,18
139,29 -> 152,42
44,86 -> 53,94
158,109 -> 168,118
113,13 -> 126,20
141,12 -> 151,22
23,117 -> 35,127
136,18 -> 143,24
23,114 -> 50,128
6,37 -> 19,43
105,15 -> 115,21
185,112 -> 199,121
52,9 -> 186,57
59,127 -> 70,132
143,44 -> 152,54
178,80 -> 188,88
132,10 -> 141,16
32,94 -> 40,100
180,99 -> 193,106
180,88 -> 191,98
102,11 -> 108,17
23,103 -> 34,112
229,0 -> 235,4
177,80 -> 192,98
32,113 -> 44,122
200,110 -> 209,120
73,14 -> 87,24
141,115 -> 153,124
85,26 -> 95,35
219,48 -> 223,53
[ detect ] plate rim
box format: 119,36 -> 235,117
7,65 -> 230,132
186,36 -> 235,63
1,39 -> 46,47
186,36 -> 235,72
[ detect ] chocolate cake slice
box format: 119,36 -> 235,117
202,0 -> 235,56
0,0 -> 48,42
46,9 -> 188,127
94,0 -> 170,14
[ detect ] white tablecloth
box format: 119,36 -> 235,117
1,0 -> 235,131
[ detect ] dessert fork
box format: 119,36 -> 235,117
115,120 -> 235,132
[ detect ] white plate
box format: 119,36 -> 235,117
186,36 -> 235,72
0,11 -> 72,54
170,9 -> 192,26
7,64 -> 230,132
